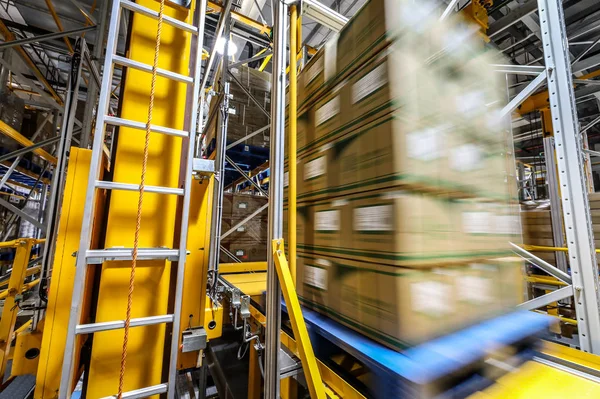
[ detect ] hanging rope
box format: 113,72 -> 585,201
117,0 -> 166,396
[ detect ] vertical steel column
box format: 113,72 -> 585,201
265,0 -> 287,397
543,137 -> 568,273
538,0 -> 600,353
288,4 -> 298,284
207,82 -> 230,298
80,0 -> 112,149
33,39 -> 84,330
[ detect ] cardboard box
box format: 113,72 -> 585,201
298,250 -> 524,350
232,193 -> 268,219
301,190 -> 517,267
298,145 -> 337,201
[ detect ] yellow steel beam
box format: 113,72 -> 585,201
0,238 -> 34,378
248,342 -> 262,399
259,54 -> 273,72
521,243 -> 600,254
0,21 -> 63,105
35,148 -> 102,398
0,266 -> 41,289
0,277 -> 39,300
11,319 -> 43,377
289,5 -> 298,285
43,0 -> 75,53
208,1 -> 270,34
526,275 -> 568,286
0,121 -> 57,164
272,239 -> 326,399
219,261 -> 267,274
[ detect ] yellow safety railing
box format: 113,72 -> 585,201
520,243 -> 600,254
0,238 -> 42,377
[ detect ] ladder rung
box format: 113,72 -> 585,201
86,248 -> 180,264
120,0 -> 197,34
104,115 -> 188,138
76,315 -> 174,335
95,181 -> 184,196
112,55 -> 193,84
100,383 -> 168,399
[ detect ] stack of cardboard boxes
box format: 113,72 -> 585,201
286,0 -> 524,349
220,193 -> 268,263
204,66 -> 271,149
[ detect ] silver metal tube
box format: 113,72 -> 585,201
265,1 -> 286,397
200,0 -> 233,93
167,0 -> 209,395
81,0 -> 111,148
207,82 -> 230,298
0,136 -> 60,164
0,26 -> 96,50
581,115 -> 600,134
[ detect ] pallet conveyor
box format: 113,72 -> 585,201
218,267 -> 600,398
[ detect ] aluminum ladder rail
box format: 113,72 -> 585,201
58,0 -> 208,397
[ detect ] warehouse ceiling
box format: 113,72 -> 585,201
0,0 -> 599,160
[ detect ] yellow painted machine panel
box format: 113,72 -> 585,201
178,178 -> 213,369
12,322 -> 43,377
86,0 -> 198,396
35,148 -> 102,399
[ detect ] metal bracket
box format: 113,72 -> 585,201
231,288 -> 241,308
240,295 -> 251,319
181,327 -> 207,353
192,158 -> 215,180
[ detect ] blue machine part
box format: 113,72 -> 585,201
281,302 -> 552,397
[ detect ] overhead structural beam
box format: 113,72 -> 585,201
229,51 -> 272,69
0,136 -> 61,164
208,1 -> 270,35
67,0 -> 97,25
0,25 -> 96,50
200,0 -> 233,92
43,0 -> 74,53
582,115 -> 600,134
488,1 -> 538,38
302,0 -> 348,32
572,53 -> 600,75
492,64 -> 545,75
0,21 -> 63,105
0,121 -> 57,164
500,70 -> 547,118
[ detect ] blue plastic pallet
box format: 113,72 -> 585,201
281,302 -> 552,398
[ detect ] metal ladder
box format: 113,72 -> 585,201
59,0 -> 207,397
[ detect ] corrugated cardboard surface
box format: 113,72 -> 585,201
297,251 -> 523,349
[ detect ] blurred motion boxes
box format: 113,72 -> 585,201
297,251 -> 524,348
297,190 -> 518,267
